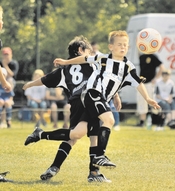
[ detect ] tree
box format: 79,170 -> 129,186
0,0 -> 175,80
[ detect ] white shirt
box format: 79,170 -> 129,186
155,78 -> 174,102
25,85 -> 46,100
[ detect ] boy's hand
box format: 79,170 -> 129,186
23,81 -> 33,90
114,96 -> 122,111
53,58 -> 66,67
147,98 -> 161,110
2,81 -> 11,92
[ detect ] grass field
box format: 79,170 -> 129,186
1,120 -> 175,191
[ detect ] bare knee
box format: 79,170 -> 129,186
100,112 -> 115,128
107,116 -> 115,127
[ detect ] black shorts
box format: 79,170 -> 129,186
84,89 -> 111,119
69,98 -> 100,136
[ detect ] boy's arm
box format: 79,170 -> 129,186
137,83 -> 160,109
53,55 -> 87,67
113,93 -> 122,111
22,78 -> 43,90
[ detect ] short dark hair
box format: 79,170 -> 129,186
91,41 -> 98,46
68,36 -> 91,59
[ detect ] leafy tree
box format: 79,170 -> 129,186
0,0 -> 175,80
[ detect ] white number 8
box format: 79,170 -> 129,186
69,65 -> 83,85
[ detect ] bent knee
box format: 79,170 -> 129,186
101,114 -> 115,128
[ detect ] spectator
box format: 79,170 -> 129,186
0,47 -> 19,126
136,54 -> 164,127
0,47 -> 19,89
90,41 -> 101,55
154,69 -> 175,131
0,68 -> 14,128
46,87 -> 70,128
24,69 -> 47,126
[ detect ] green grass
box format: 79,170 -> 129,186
1,120 -> 175,191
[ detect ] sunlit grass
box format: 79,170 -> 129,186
1,120 -> 175,191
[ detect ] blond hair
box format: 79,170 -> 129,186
33,69 -> 44,77
162,69 -> 171,75
108,30 -> 129,44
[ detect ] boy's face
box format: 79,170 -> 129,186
162,72 -> 170,81
0,11 -> 3,30
108,36 -> 129,60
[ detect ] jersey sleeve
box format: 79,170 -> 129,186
86,54 -> 107,63
41,68 -> 63,88
122,60 -> 144,88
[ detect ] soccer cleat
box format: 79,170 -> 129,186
24,126 -> 43,146
92,155 -> 116,169
0,171 -> 13,182
40,166 -> 59,181
88,171 -> 111,183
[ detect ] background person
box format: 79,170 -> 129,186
154,69 -> 175,131
24,69 -> 47,127
0,67 -> 14,128
90,41 -> 101,56
0,47 -> 19,89
136,53 -> 164,127
46,87 -> 70,128
0,47 -> 19,126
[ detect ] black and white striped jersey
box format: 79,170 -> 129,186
41,64 -> 95,101
86,53 -> 142,102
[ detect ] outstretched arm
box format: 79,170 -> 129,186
137,83 -> 160,110
23,78 -> 43,90
53,55 -> 87,67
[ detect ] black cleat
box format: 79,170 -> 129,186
24,126 -> 43,146
0,171 -> 13,182
92,155 -> 116,169
40,166 -> 59,181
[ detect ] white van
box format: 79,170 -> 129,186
120,13 -> 175,105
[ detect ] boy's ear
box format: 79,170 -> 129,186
108,44 -> 113,51
78,47 -> 83,54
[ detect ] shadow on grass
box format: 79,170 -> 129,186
12,179 -> 63,185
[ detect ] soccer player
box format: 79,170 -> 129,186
23,35 -> 115,182
24,31 -> 160,170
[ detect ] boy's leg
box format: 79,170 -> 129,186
40,140 -> 74,180
5,107 -> 12,128
88,136 -> 111,182
24,121 -> 87,146
84,90 -> 116,168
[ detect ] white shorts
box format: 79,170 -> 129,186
137,83 -> 154,114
